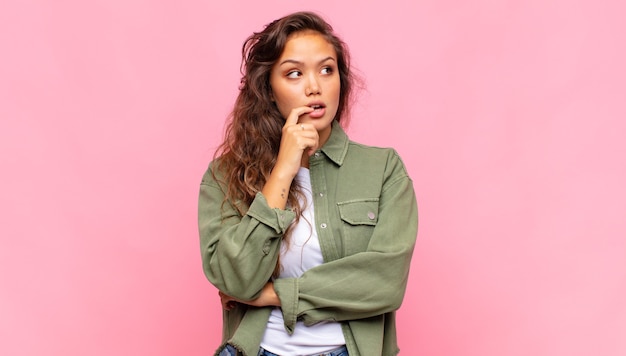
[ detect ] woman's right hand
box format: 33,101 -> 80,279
261,106 -> 318,209
274,106 -> 319,177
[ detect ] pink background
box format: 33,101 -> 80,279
1,0 -> 625,355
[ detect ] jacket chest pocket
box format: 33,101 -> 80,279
337,199 -> 379,255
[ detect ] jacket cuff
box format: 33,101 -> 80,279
273,277 -> 299,334
246,192 -> 296,234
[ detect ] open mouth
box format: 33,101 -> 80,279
307,103 -> 326,118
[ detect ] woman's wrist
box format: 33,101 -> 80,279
248,282 -> 281,307
262,168 -> 295,209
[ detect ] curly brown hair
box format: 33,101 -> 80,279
213,11 -> 357,228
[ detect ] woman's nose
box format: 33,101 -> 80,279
305,75 -> 321,96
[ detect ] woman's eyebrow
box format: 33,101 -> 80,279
279,56 -> 336,66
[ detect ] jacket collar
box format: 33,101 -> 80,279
319,121 -> 349,166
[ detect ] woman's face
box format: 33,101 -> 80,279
269,30 -> 341,146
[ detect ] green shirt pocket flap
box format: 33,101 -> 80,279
337,199 -> 379,226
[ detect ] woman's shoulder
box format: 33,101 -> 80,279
200,157 -> 227,186
344,139 -> 410,176
346,139 -> 405,162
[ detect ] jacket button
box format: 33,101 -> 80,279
320,223 -> 327,229
368,212 -> 375,220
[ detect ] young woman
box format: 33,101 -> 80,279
198,11 -> 418,356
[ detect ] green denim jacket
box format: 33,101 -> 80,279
198,122 -> 418,356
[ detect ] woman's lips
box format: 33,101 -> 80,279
307,104 -> 326,118
308,106 -> 326,118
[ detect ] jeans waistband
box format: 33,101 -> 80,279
258,345 -> 348,356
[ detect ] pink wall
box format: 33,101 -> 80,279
1,1 -> 625,355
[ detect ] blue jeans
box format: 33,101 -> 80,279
218,344 -> 238,356
257,345 -> 348,356
219,344 -> 349,356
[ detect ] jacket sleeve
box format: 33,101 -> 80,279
198,162 -> 296,300
272,152 -> 418,333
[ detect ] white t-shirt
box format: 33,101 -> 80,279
259,167 -> 345,355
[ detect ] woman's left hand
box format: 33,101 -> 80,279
219,282 -> 281,310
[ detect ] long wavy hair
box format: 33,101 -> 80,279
213,12 -> 356,258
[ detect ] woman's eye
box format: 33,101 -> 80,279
286,70 -> 301,78
321,67 -> 333,75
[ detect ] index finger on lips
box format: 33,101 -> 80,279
285,106 -> 314,126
